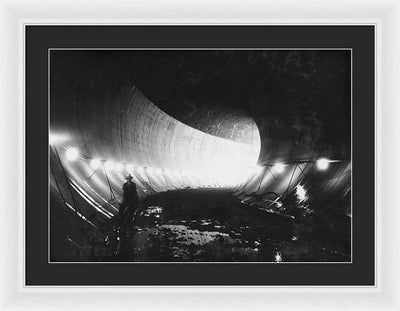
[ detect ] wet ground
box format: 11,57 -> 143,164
50,188 -> 351,262
112,189 -> 350,262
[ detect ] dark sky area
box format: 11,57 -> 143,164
50,50 -> 351,163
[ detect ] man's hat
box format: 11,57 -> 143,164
125,173 -> 133,179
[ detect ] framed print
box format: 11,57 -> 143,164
0,0 -> 399,309
24,25 -> 374,286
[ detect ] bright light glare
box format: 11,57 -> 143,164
137,167 -> 145,175
163,169 -> 171,176
275,252 -> 283,263
49,133 -> 69,145
90,158 -> 101,169
77,123 -> 260,187
316,158 -> 330,170
104,161 -> 115,171
295,184 -> 308,202
197,163 -> 255,187
155,168 -> 163,175
180,170 -> 188,176
126,164 -> 134,172
273,163 -> 286,174
65,148 -> 79,161
252,165 -> 264,176
115,163 -> 124,172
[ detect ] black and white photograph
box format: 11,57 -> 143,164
49,49 -> 351,263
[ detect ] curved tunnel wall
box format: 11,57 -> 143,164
50,85 -> 262,223
50,83 -> 351,229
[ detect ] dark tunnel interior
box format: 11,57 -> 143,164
49,50 -> 351,262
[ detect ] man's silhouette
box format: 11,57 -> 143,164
119,173 -> 139,223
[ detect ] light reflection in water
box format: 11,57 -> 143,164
275,251 -> 283,262
295,184 -> 308,202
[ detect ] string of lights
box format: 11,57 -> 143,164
49,139 -> 343,226
54,143 -> 338,182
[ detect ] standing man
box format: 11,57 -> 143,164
119,173 -> 139,224
115,173 -> 139,259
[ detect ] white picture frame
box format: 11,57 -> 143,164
0,0 -> 398,309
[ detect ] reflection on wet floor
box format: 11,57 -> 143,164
50,188 -> 351,262
116,189 -> 351,262
131,218 -> 260,262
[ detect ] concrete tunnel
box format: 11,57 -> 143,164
49,50 -> 352,234
50,82 -> 351,231
48,50 -> 352,263
50,84 -> 265,225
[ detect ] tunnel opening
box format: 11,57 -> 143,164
50,85 -> 262,206
49,84 -> 275,262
